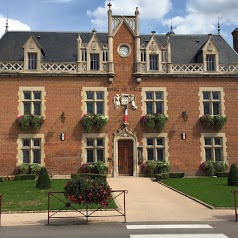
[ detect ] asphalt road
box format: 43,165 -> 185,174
1,221 -> 238,238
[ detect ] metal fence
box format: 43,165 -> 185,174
47,190 -> 128,224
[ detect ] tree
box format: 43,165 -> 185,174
228,164 -> 238,186
36,167 -> 51,189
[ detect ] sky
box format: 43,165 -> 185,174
0,0 -> 238,47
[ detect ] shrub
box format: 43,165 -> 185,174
14,174 -> 36,181
78,173 -> 107,181
64,176 -> 111,206
14,163 -> 41,176
143,161 -> 170,177
78,162 -> 108,175
228,164 -> 238,186
0,177 -> 4,182
200,161 -> 227,176
36,167 -> 51,189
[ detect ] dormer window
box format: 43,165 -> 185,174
28,53 -> 37,70
90,54 -> 99,70
149,54 -> 159,70
206,55 -> 215,71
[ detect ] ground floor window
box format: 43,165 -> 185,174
86,138 -> 105,163
17,134 -> 45,165
204,137 -> 223,161
201,133 -> 227,163
142,133 -> 168,162
146,137 -> 165,161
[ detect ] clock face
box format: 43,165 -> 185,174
119,45 -> 129,57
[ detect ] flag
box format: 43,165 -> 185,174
124,105 -> 128,125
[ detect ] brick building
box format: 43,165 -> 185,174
1,5 -> 238,177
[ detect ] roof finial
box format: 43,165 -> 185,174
218,17 -> 221,35
5,16 -> 8,32
170,21 -> 175,34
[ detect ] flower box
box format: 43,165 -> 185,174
16,115 -> 44,132
81,114 -> 108,132
199,114 -> 227,130
140,113 -> 168,131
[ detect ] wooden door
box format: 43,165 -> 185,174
118,140 -> 133,175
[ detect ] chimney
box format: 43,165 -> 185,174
232,28 -> 238,53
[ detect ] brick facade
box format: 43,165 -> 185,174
1,7 -> 238,176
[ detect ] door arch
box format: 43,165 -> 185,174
113,127 -> 138,177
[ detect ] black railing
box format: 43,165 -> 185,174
232,190 -> 238,221
47,190 -> 128,225
0,194 -> 2,226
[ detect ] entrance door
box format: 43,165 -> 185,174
118,140 -> 133,176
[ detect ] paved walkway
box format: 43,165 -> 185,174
1,177 -> 235,226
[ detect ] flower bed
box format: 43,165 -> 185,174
64,176 -> 111,207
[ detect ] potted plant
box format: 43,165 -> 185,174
155,114 -> 168,131
94,114 -> 108,131
16,115 -> 32,130
31,115 -> 44,132
81,114 -> 95,132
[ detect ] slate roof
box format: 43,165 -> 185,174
0,31 -> 238,65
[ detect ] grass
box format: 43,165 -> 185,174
161,177 -> 238,208
0,179 -> 117,212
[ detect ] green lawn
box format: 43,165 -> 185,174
161,177 -> 238,208
0,179 -> 116,212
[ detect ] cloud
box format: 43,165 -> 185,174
164,0 -> 238,35
0,16 -> 31,38
87,0 -> 172,31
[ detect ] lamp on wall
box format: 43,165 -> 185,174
182,111 -> 188,122
60,112 -> 65,123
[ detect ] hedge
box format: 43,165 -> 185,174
14,174 -> 36,181
169,172 -> 185,178
78,173 -> 107,181
215,172 -> 229,177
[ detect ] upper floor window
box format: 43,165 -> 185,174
146,137 -> 165,161
149,55 -> 159,70
145,91 -> 164,114
86,91 -> 104,114
28,53 -> 37,70
90,54 -> 99,70
23,91 -> 42,115
85,138 -> 105,163
18,87 -> 46,117
206,55 -> 215,71
202,91 -> 221,115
